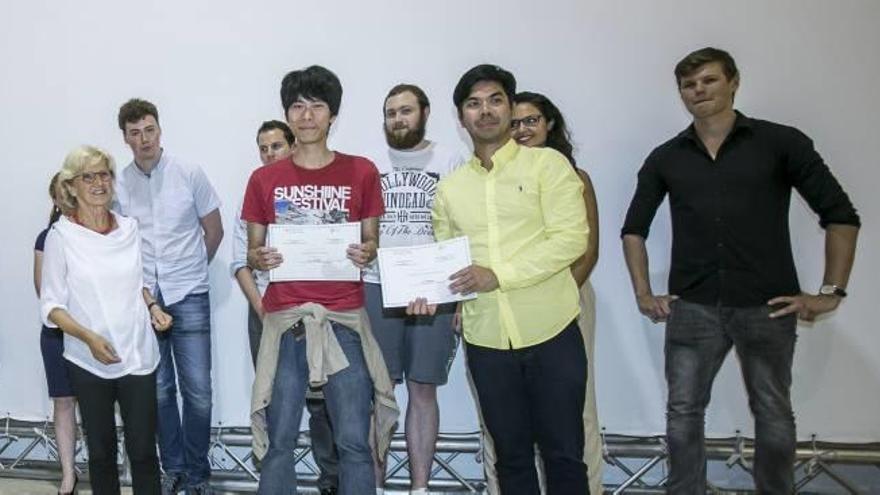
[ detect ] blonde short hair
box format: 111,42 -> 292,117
56,145 -> 116,211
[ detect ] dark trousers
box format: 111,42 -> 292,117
665,300 -> 797,494
467,320 -> 589,495
68,364 -> 160,495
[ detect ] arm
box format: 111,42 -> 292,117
141,288 -> 173,331
768,223 -> 859,320
48,308 -> 120,365
346,216 -> 379,268
200,208 -> 223,263
231,206 -> 264,315
621,152 -> 675,322
235,267 -> 265,317
767,129 -> 861,320
570,169 -> 599,286
489,156 -> 589,292
33,250 -> 43,297
622,234 -> 677,322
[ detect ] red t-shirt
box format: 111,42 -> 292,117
242,153 -> 384,312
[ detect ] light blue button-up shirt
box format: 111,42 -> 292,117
115,151 -> 221,305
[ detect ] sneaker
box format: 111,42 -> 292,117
187,481 -> 212,495
161,473 -> 186,495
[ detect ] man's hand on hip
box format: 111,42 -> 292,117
768,293 -> 841,321
637,293 -> 679,323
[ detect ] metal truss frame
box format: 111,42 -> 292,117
2,418 -> 879,493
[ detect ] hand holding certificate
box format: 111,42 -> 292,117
377,236 -> 478,308
267,222 -> 362,282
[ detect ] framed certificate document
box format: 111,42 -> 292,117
377,236 -> 478,308
267,222 -> 361,282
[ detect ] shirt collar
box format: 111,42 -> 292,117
677,110 -> 753,143
130,149 -> 167,178
466,138 -> 519,173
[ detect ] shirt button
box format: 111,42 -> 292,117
715,217 -> 722,222
717,242 -> 724,248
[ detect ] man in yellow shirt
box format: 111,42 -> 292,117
413,64 -> 590,494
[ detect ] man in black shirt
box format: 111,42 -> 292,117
621,47 -> 860,493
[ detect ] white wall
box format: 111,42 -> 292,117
1,0 -> 877,441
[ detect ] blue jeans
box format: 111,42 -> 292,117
155,291 -> 213,488
258,321 -> 374,495
665,300 -> 797,494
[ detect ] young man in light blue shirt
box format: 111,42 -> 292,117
115,98 -> 223,495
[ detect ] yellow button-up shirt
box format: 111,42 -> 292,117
432,139 -> 588,350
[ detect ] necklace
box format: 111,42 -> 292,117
70,213 -> 115,235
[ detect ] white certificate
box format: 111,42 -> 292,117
267,222 -> 361,282
377,236 -> 477,308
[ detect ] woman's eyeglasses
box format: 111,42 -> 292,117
510,114 -> 543,130
76,171 -> 113,184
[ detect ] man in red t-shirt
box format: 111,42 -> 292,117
243,65 -> 385,495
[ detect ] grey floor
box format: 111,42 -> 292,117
0,478 -> 132,494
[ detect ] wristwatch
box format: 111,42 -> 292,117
819,284 -> 847,298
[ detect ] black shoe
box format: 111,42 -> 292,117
319,488 -> 338,495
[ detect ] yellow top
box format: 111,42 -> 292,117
432,139 -> 588,349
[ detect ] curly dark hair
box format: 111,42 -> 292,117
513,91 -> 576,167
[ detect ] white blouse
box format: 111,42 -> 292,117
40,213 -> 159,379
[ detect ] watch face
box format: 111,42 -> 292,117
820,285 -> 846,297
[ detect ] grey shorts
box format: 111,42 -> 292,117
364,282 -> 458,385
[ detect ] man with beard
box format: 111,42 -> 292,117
364,84 -> 464,495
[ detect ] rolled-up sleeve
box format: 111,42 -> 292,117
784,129 -> 860,228
621,152 -> 668,239
494,156 -> 588,291
40,229 -> 68,328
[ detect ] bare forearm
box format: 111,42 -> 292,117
204,231 -> 222,263
200,209 -> 224,263
33,252 -> 43,297
622,234 -> 653,297
141,288 -> 158,307
823,224 -> 859,287
361,216 -> 380,263
48,308 -> 96,345
235,267 -> 264,313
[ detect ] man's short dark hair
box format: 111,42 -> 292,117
384,84 -> 430,113
280,65 -> 343,116
452,64 -> 516,111
118,98 -> 159,131
256,120 -> 295,145
674,47 -> 739,87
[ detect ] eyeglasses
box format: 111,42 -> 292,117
510,114 -> 543,130
76,171 -> 113,184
